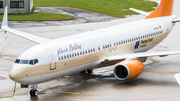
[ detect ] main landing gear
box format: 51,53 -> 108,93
30,89 -> 39,97
80,69 -> 93,74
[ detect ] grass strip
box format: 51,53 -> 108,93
34,0 -> 158,18
0,12 -> 75,21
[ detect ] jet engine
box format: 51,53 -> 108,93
113,60 -> 144,80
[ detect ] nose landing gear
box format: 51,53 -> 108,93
30,89 -> 39,97
27,84 -> 39,97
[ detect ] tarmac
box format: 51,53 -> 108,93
1,0 -> 180,101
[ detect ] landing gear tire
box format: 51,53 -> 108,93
87,69 -> 93,74
30,89 -> 39,97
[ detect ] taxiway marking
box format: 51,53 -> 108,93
57,91 -> 79,94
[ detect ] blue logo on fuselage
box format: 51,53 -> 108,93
135,41 -> 140,49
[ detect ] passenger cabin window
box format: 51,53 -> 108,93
72,53 -> 74,57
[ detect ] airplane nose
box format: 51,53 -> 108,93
9,65 -> 24,81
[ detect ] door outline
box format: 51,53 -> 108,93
46,50 -> 56,70
113,40 -> 117,51
108,41 -> 113,52
109,40 -> 117,52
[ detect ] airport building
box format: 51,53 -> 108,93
0,0 -> 33,14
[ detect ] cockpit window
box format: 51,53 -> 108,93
15,59 -> 39,65
29,59 -> 39,65
21,60 -> 29,64
29,60 -> 33,65
34,59 -> 38,64
15,59 -> 20,63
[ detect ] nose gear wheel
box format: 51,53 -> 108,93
30,89 -> 39,97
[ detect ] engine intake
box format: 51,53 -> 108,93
113,60 -> 144,80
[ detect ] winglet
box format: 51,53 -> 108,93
2,6 -> 8,29
1,6 -> 50,44
145,0 -> 174,19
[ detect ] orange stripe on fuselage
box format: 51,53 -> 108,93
145,0 -> 174,19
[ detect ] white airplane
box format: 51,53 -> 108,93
1,0 -> 180,97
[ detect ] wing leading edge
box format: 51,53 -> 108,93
100,50 -> 180,64
1,7 -> 50,44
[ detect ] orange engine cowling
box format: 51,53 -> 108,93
113,60 -> 144,80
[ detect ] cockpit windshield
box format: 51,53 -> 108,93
15,59 -> 39,65
15,59 -> 20,63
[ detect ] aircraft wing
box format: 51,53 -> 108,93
172,19 -> 180,23
174,73 -> 180,86
129,8 -> 151,17
1,7 -> 50,44
100,50 -> 180,65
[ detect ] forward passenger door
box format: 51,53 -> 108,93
46,50 -> 56,70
